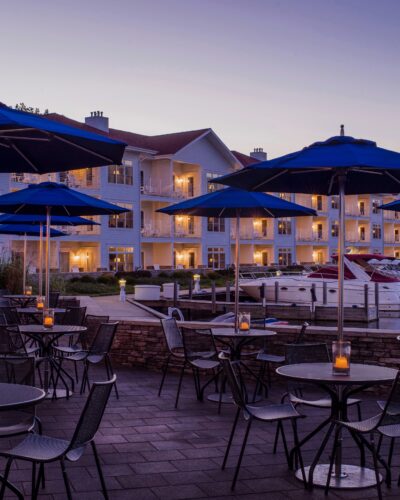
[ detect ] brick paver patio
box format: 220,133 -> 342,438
1,365 -> 399,499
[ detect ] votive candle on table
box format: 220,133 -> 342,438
332,340 -> 351,375
25,286 -> 32,296
238,312 -> 251,331
43,308 -> 55,329
36,296 -> 44,310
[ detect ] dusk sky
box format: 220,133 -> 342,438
2,0 -> 399,157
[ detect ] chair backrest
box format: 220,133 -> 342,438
62,306 -> 87,326
0,307 -> 20,326
181,327 -> 217,360
89,322 -> 118,355
218,352 -> 246,409
0,298 -> 10,307
293,322 -> 309,344
69,375 -> 116,450
377,371 -> 400,428
285,342 -> 330,364
0,313 -> 7,326
49,292 -> 60,308
59,297 -> 80,308
0,355 -> 35,385
160,318 -> 183,352
83,314 -> 110,350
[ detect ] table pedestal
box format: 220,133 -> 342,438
295,464 -> 381,489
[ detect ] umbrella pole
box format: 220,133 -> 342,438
23,233 -> 27,294
39,223 -> 43,297
338,175 -> 346,341
234,214 -> 241,333
45,207 -> 51,307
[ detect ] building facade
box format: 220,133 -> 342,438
1,110 -> 399,271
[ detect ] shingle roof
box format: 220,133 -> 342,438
231,150 -> 260,167
46,113 -> 210,155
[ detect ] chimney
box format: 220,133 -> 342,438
250,147 -> 267,162
85,111 -> 109,133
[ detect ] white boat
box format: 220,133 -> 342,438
240,254 -> 400,312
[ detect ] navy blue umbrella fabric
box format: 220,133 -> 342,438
0,104 -> 126,173
158,188 -> 316,218
379,200 -> 400,212
0,224 -> 66,237
0,214 -> 100,226
0,182 -> 129,216
214,135 -> 400,195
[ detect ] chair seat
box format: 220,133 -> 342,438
190,359 -> 220,370
86,354 -> 105,364
290,395 -> 360,408
339,414 -> 382,434
53,345 -> 82,356
65,351 -> 88,362
257,352 -> 285,363
247,403 -> 301,421
0,414 -> 36,436
377,400 -> 400,415
1,433 -> 70,461
378,423 -> 400,438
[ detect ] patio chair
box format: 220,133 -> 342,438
273,342 -> 362,457
219,352 -> 306,490
326,372 -> 400,500
49,292 -> 60,308
0,375 -> 116,500
0,306 -> 21,326
61,306 -> 87,326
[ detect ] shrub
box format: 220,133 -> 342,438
79,275 -> 96,283
206,271 -> 220,280
97,274 -> 117,285
158,271 -> 171,278
171,270 -> 191,280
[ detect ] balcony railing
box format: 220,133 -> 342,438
296,231 -> 327,242
141,226 -> 171,238
11,171 -> 99,189
231,229 -> 273,240
174,229 -> 201,238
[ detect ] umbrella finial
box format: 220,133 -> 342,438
340,124 -> 345,136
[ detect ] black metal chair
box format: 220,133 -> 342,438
0,306 -> 21,326
58,297 -> 80,308
219,352 -> 306,490
274,342 -> 362,456
0,375 -> 116,500
326,372 -> 400,500
61,306 -> 87,326
49,292 -> 60,308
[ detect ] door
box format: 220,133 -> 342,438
188,252 -> 195,268
359,201 -> 365,215
262,251 -> 268,266
360,227 -> 365,241
60,252 -> 70,273
261,219 -> 268,237
317,223 -> 323,240
187,177 -> 194,197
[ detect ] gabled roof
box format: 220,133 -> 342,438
46,113 -> 210,155
231,150 -> 260,167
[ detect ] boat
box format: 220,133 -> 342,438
239,254 -> 400,312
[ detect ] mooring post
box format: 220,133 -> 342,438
374,282 -> 380,319
364,283 -> 369,313
188,279 -> 193,300
323,281 -> 327,305
211,281 -> 216,314
226,281 -> 231,303
274,281 -> 279,303
173,281 -> 178,307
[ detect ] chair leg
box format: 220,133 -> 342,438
388,437 -> 395,469
105,356 -> 119,399
370,434 -> 383,500
91,441 -> 109,499
31,461 -> 37,500
175,363 -> 186,409
325,425 -> 340,494
292,419 -> 307,487
0,458 -> 12,499
222,407 -> 240,469
158,356 -> 170,396
60,458 -> 73,500
280,421 -> 290,464
231,417 -> 253,490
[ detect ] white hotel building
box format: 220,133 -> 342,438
2,111 -> 400,272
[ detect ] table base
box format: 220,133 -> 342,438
295,464 -> 381,489
207,392 -> 262,404
45,388 -> 73,400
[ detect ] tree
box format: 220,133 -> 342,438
14,103 -> 49,115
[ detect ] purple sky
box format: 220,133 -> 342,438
2,0 -> 399,157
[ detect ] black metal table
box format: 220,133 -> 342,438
276,362 -> 397,490
4,295 -> 37,308
19,324 -> 86,399
17,307 -> 66,324
198,328 -> 276,403
0,382 -> 45,498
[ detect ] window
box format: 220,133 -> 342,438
316,195 -> 323,211
140,171 -> 144,192
372,199 -> 379,214
277,218 -> 291,235
207,247 -> 226,269
331,221 -> 339,237
207,173 -> 223,193
108,203 -> 133,229
278,193 -> 291,201
372,224 -> 382,239
207,217 -> 225,232
188,216 -> 195,235
331,196 -> 339,210
359,201 -> 365,216
140,211 -> 144,230
108,247 -> 134,272
359,226 -> 366,241
108,160 -> 133,185
278,248 -> 292,266
395,229 -> 399,242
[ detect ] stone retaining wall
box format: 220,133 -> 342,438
111,320 -> 400,378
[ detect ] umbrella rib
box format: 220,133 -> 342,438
384,170 -> 400,185
0,142 -> 10,149
290,168 -> 331,174
352,168 -> 383,175
262,207 -> 275,217
50,133 -> 115,163
253,169 -> 289,190
8,141 -> 39,173
0,136 -> 51,142
0,128 -> 37,134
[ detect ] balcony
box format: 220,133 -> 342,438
141,226 -> 171,238
231,229 -> 273,240
296,231 -> 327,242
60,225 -> 101,236
174,229 -> 201,238
10,170 -> 100,189
141,182 -> 179,198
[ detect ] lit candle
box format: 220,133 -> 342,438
43,316 -> 53,328
36,301 -> 44,310
25,286 -> 32,296
334,356 -> 349,370
240,322 -> 250,331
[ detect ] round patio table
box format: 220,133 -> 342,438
17,307 -> 66,324
4,294 -> 37,308
0,382 -> 45,498
197,328 -> 276,403
19,324 -> 86,399
277,362 -> 397,490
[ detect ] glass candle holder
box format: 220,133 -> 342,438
25,286 -> 32,296
43,308 -> 55,329
332,340 -> 351,375
36,296 -> 44,310
238,312 -> 251,331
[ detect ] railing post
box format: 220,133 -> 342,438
274,281 -> 279,303
173,281 -> 178,307
211,281 -> 216,314
188,278 -> 193,300
364,283 -> 369,312
374,282 -> 380,319
225,281 -> 231,303
323,281 -> 327,305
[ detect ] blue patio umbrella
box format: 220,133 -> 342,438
0,182 -> 129,305
0,104 -> 126,173
379,199 -> 400,212
214,127 -> 400,339
158,188 -> 316,331
0,224 -> 66,294
0,214 -> 101,296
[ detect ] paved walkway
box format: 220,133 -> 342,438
1,366 -> 399,499
77,294 -> 161,321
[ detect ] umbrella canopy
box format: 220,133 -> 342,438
0,224 -> 66,237
0,182 -> 129,216
0,214 -> 100,226
158,188 -> 315,331
158,187 -> 317,218
379,199 -> 400,212
214,134 -> 400,194
0,104 -> 126,173
213,129 -> 400,341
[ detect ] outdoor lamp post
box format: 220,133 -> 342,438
119,279 -> 127,302
193,273 -> 201,293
